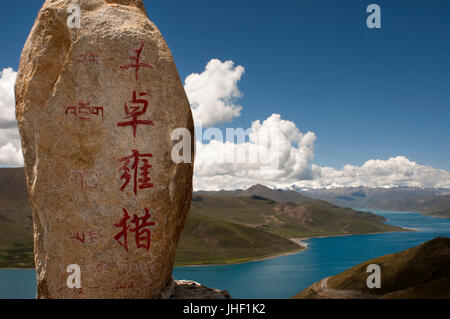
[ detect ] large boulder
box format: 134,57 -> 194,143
15,0 -> 194,299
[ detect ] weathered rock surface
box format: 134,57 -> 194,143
15,0 -> 194,299
159,279 -> 232,299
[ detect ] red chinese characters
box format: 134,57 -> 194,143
120,43 -> 154,82
65,102 -> 104,121
114,208 -> 156,252
70,228 -> 104,244
114,281 -> 134,292
74,53 -> 100,65
117,91 -> 154,138
117,149 -> 153,196
106,44 -> 159,255
70,169 -> 100,189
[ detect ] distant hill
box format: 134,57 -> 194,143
197,184 -> 313,204
0,168 -> 404,267
175,213 -> 300,265
0,168 -> 33,250
296,187 -> 450,218
176,186 -> 403,264
293,238 -> 450,299
0,168 -> 29,201
190,193 -> 402,239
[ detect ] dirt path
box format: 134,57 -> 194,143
320,277 -> 330,289
305,277 -> 376,299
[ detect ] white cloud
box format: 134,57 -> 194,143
184,59 -> 245,127
195,153 -> 450,190
0,68 -> 23,166
186,60 -> 450,191
291,156 -> 450,189
3,62 -> 449,191
0,142 -> 23,166
194,114 -> 317,190
0,68 -> 17,128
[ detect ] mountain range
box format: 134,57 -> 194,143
0,168 -> 404,267
293,186 -> 450,218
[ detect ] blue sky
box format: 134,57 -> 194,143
1,0 -> 449,189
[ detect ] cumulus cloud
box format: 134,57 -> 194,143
0,68 -> 17,128
0,142 -> 23,166
193,114 -> 317,190
195,153 -> 450,190
291,156 -> 450,189
184,59 -> 245,127
0,68 -> 23,166
185,60 -> 450,191
2,62 -> 449,191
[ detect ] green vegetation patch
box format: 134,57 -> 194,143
0,242 -> 34,268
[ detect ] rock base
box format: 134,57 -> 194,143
159,279 -> 232,299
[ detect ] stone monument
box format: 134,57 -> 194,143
15,0 -> 194,299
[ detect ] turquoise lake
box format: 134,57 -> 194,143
1,210 -> 449,299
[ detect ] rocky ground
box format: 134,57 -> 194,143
159,279 -> 232,299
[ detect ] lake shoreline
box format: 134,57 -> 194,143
1,209 -> 415,270
360,208 -> 450,220
176,240 -> 308,268
175,227 -> 414,268
1,229 -> 414,270
3,211 -> 448,299
0,268 -> 34,271
296,228 -> 414,241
